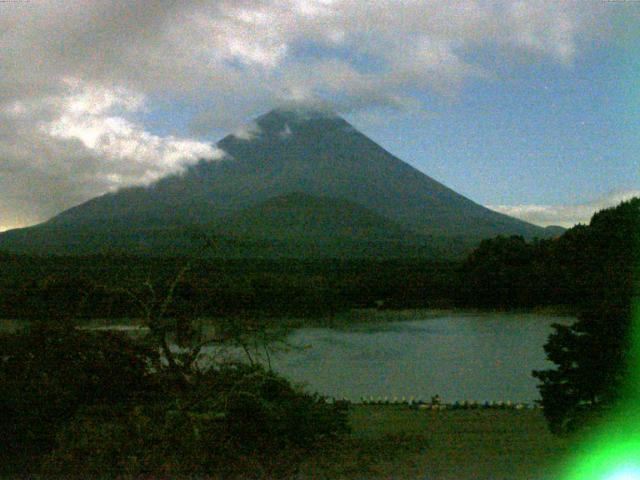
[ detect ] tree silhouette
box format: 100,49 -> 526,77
533,198 -> 639,434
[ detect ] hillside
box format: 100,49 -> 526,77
0,108 -> 554,257
218,192 -> 414,242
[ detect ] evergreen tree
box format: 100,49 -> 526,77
533,199 -> 639,434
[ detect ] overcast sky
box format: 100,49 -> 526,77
1,0 -> 638,231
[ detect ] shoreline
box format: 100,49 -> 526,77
269,305 -> 577,329
0,305 -> 577,333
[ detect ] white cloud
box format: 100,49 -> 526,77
44,80 -> 224,187
0,0 -> 612,226
487,191 -> 640,228
0,79 -> 223,226
232,121 -> 263,141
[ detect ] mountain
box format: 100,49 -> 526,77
217,192 -> 419,242
543,225 -> 567,237
212,192 -> 439,258
0,108 -> 553,257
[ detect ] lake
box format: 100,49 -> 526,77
2,310 -> 574,404
232,311 -> 575,404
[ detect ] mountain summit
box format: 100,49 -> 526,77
0,108 -> 553,257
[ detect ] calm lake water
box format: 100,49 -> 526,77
258,311 -> 574,403
2,310 -> 574,403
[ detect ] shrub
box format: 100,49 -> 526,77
0,324 -> 158,474
44,364 -> 350,478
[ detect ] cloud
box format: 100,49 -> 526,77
45,80 -> 223,185
1,1 -> 604,112
232,121 -> 263,141
0,78 -> 222,228
279,124 -> 293,138
0,0 -> 610,227
487,191 -> 640,228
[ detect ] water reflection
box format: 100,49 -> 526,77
268,312 -> 574,403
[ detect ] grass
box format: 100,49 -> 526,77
298,405 -> 575,479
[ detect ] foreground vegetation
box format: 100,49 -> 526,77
0,323 -> 349,478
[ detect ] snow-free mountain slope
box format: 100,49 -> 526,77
0,108 -> 552,257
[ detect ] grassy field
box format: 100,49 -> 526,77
298,405 -> 575,480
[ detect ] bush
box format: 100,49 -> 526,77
0,324 -> 158,474
44,364 -> 349,478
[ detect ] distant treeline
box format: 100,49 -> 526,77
0,256 -> 457,320
458,198 -> 637,311
0,199 -> 636,321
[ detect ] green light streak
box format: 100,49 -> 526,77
556,305 -> 640,480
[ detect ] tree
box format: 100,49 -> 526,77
533,199 -> 639,434
0,325 -> 158,474
533,302 -> 632,433
457,235 -> 539,308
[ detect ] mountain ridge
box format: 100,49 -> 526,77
0,108 -> 557,258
